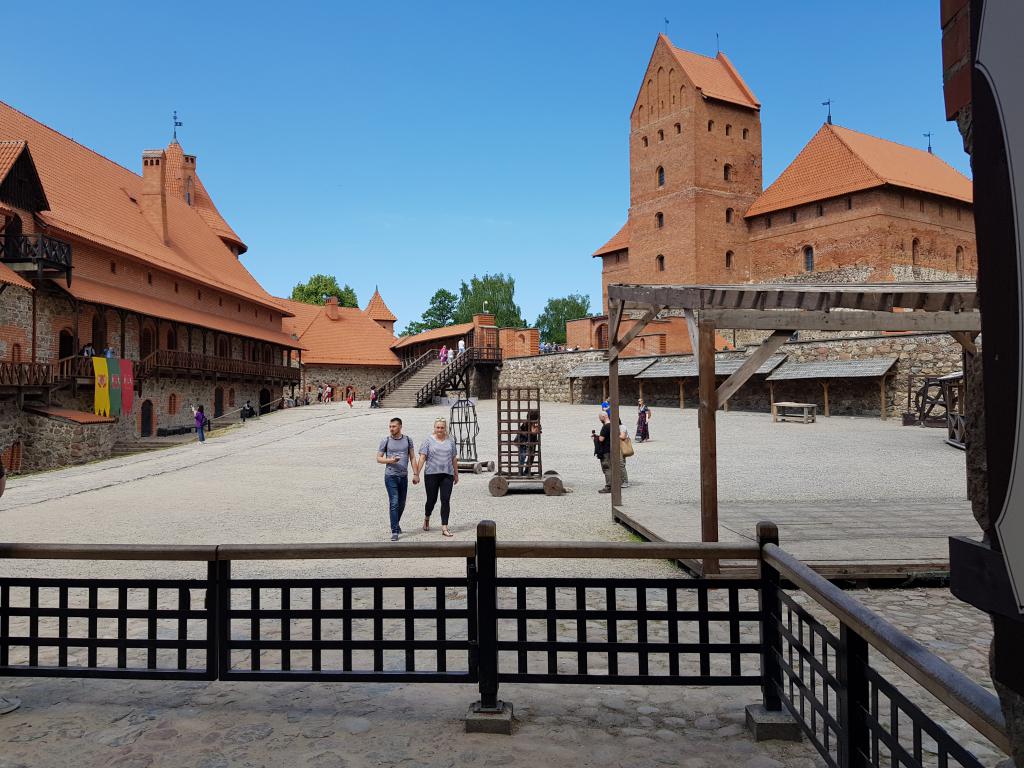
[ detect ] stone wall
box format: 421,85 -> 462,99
297,365 -> 399,402
497,350 -> 605,403
20,413 -> 119,472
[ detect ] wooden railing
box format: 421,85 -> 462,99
55,356 -> 96,380
136,349 -> 300,382
377,348 -> 439,402
0,361 -> 53,387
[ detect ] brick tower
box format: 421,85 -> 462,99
597,34 -> 762,308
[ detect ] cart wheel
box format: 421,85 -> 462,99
473,462 -> 483,474
489,476 -> 509,497
543,475 -> 565,496
543,469 -> 559,476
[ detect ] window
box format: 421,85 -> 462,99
956,245 -> 965,272
110,261 -> 117,274
642,136 -> 648,147
919,198 -> 925,213
846,197 -> 853,210
167,328 -> 177,350
816,203 -> 824,217
655,212 -> 664,228
803,246 -> 815,272
765,216 -> 772,229
168,393 -> 179,416
912,238 -> 920,265
185,177 -> 193,206
218,297 -> 223,307
656,255 -> 665,272
790,209 -> 797,223
174,282 -> 179,293
900,195 -> 905,210
725,208 -> 734,224
656,166 -> 665,187
725,251 -> 734,269
742,128 -> 749,140
723,164 -> 733,182
725,124 -> 732,136
658,130 -> 664,142
147,272 -> 152,286
674,123 -> 681,134
237,303 -> 241,312
707,120 -> 714,132
957,207 -> 962,222
939,204 -> 944,218
197,290 -> 202,300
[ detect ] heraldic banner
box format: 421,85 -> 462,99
120,360 -> 135,416
92,358 -> 110,417
107,358 -> 122,418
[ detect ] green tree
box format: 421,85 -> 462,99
535,293 -> 592,344
401,288 -> 459,336
290,274 -> 359,308
452,273 -> 524,329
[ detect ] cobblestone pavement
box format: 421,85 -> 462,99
0,402 -> 997,766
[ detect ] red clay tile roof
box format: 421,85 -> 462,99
745,123 -> 973,217
72,277 -> 301,348
392,322 -> 475,349
364,289 -> 397,322
0,101 -> 280,315
0,263 -> 32,290
163,140 -> 246,253
592,221 -> 631,257
276,297 -> 400,367
24,405 -> 115,425
0,140 -> 26,181
665,37 -> 760,110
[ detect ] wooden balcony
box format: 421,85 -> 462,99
0,361 -> 54,389
0,233 -> 72,286
136,349 -> 300,383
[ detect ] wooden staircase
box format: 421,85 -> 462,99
380,359 -> 445,407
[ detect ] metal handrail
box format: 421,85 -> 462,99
378,348 -> 439,400
414,346 -> 502,406
763,543 -> 1009,754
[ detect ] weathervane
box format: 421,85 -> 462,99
664,17 -> 669,35
172,110 -> 183,140
822,99 -> 832,125
923,132 -> 933,154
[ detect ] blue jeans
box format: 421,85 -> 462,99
385,474 -> 408,534
197,425 -> 205,442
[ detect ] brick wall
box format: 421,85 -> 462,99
499,328 -> 539,358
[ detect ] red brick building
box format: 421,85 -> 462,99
579,34 -> 976,351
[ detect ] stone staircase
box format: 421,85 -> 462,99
381,360 -> 445,408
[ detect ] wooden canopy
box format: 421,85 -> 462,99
604,281 -> 980,575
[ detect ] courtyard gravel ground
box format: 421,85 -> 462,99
0,401 -> 1003,766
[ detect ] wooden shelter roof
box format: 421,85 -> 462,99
766,357 -> 898,381
636,352 -> 787,379
566,358 -> 658,379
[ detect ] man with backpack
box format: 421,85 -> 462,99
377,417 -> 418,541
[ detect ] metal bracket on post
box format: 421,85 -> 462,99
466,520 -> 513,734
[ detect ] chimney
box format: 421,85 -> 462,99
141,149 -> 169,242
325,296 -> 340,320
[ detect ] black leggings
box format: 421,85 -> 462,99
424,473 -> 454,525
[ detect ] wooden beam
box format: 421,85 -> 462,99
610,305 -> 662,361
949,330 -> 979,356
697,320 -> 719,574
608,299 -> 625,350
715,329 -> 791,406
682,308 -> 700,354
702,309 -> 980,333
679,379 -> 684,409
607,284 -> 702,310
823,381 -> 830,417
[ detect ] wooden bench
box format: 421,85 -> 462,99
772,401 -> 817,424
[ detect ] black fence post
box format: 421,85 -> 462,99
216,557 -> 231,680
757,521 -> 783,713
837,625 -> 870,768
467,520 -> 512,733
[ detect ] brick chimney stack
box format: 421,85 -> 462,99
141,149 -> 169,243
325,296 -> 340,320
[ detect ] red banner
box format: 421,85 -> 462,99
120,360 -> 135,416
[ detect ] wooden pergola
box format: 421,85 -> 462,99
604,281 -> 980,574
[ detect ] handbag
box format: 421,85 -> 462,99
620,434 -> 635,458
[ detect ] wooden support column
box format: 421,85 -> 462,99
879,375 -> 888,421
770,382 -> 776,421
697,320 -> 719,574
73,299 -> 80,359
31,290 -> 37,362
679,379 -> 684,409
119,312 -> 126,359
822,381 -> 830,417
638,379 -> 644,402
608,299 -> 625,513
603,378 -> 608,402
568,377 -> 574,405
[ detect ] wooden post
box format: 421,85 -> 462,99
119,313 -> 127,359
679,379 -> 684,409
638,379 -> 644,402
698,320 -> 719,574
879,375 -> 887,421
609,356 -> 622,509
569,377 -> 574,405
822,381 -> 830,417
603,378 -> 608,402
769,381 -> 776,421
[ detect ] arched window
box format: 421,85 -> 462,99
166,328 -> 177,351
168,393 -> 178,416
674,123 -> 681,134
228,388 -> 236,407
766,216 -> 772,229
956,245 -> 965,272
656,255 -> 665,272
816,203 -> 824,217
725,251 -> 734,270
140,326 -> 155,358
656,166 -> 665,187
846,197 -> 853,210
147,272 -> 152,285
723,164 -> 733,181
742,128 -> 749,140
642,136 -> 648,147
803,246 -> 815,272
217,336 -> 230,358
110,261 -> 117,274
919,198 -> 925,213
655,212 -> 664,228
790,210 -> 798,223
725,208 -> 734,224
725,124 -> 732,136
707,120 -> 715,132
657,129 -> 664,142
911,238 -> 920,265
91,312 -> 106,350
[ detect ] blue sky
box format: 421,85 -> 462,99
6,1 -> 966,329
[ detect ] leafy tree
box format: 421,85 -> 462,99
453,273 -> 524,329
290,274 -> 358,308
401,288 -> 459,336
535,293 -> 592,344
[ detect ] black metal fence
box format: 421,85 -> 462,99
0,525 -> 1008,765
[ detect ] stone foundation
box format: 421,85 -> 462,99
295,365 -> 399,402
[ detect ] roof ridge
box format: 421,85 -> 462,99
824,123 -> 886,187
0,99 -> 142,180
830,122 -> 967,178
715,51 -> 760,109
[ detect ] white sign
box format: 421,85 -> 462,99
979,0 -> 1024,614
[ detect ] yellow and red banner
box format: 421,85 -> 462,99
92,358 -> 110,417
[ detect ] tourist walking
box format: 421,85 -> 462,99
439,345 -> 448,364
418,418 -> 459,537
345,386 -> 354,408
377,417 -> 418,541
636,398 -> 651,442
369,385 -> 379,408
457,338 -> 466,357
191,404 -> 207,443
